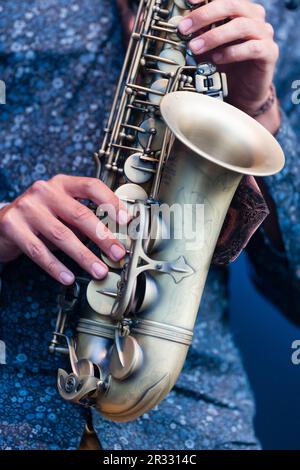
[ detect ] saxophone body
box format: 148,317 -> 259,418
50,0 -> 284,421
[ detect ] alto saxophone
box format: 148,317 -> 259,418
50,0 -> 284,421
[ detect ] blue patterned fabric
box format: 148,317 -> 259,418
246,0 -> 300,322
0,0 -> 299,450
0,0 -> 125,450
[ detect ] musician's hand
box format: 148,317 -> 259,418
0,175 -> 130,285
178,0 -> 281,133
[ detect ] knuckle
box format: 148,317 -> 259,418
30,179 -> 49,196
50,174 -> 65,186
227,46 -> 236,60
237,17 -> 251,36
195,7 -> 209,23
46,260 -> 58,275
97,225 -> 112,243
83,179 -> 100,195
250,41 -> 263,56
256,4 -> 266,19
72,204 -> 91,222
228,0 -> 240,13
0,210 -> 15,234
14,196 -> 33,212
77,248 -> 92,266
206,29 -> 219,45
50,223 -> 70,242
265,22 -> 274,37
272,42 -> 280,61
27,241 -> 44,260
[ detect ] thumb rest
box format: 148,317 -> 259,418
49,0 -> 284,421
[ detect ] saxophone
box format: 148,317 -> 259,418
50,0 -> 284,421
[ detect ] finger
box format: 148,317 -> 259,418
30,209 -> 111,279
212,39 -> 279,65
50,175 -> 130,225
48,196 -> 126,261
4,212 -> 75,285
179,0 -> 266,36
189,17 -> 272,55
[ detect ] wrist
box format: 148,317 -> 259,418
254,98 -> 281,135
240,85 -> 281,135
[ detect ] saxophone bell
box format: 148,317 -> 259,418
160,91 -> 285,177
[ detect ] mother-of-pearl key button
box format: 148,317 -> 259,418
138,117 -> 165,152
115,184 -> 148,217
158,49 -> 185,74
167,15 -> 184,42
124,152 -> 155,184
115,183 -> 148,202
148,79 -> 168,106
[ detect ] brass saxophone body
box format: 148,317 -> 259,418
50,0 -> 284,421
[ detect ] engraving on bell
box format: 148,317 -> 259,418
86,272 -> 120,316
138,117 -> 165,152
124,152 -> 155,184
110,336 -> 143,381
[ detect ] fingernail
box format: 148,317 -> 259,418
190,38 -> 205,53
213,52 -> 223,62
178,18 -> 193,35
118,209 -> 130,225
92,262 -> 108,279
110,244 -> 126,261
60,271 -> 75,285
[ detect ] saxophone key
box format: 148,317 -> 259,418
134,273 -> 159,314
115,183 -> 148,204
110,335 -> 143,381
149,79 -> 168,105
167,15 -> 186,42
86,272 -> 120,316
145,213 -> 169,253
115,183 -> 148,217
138,117 -> 165,152
101,233 -> 131,270
158,48 -> 185,74
124,152 -> 155,184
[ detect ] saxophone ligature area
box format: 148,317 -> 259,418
50,0 -> 284,421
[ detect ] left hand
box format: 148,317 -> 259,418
178,0 -> 280,124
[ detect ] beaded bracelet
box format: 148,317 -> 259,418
250,84 -> 277,118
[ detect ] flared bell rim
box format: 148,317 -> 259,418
160,91 -> 285,177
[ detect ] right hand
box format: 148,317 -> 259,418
0,174 -> 130,285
